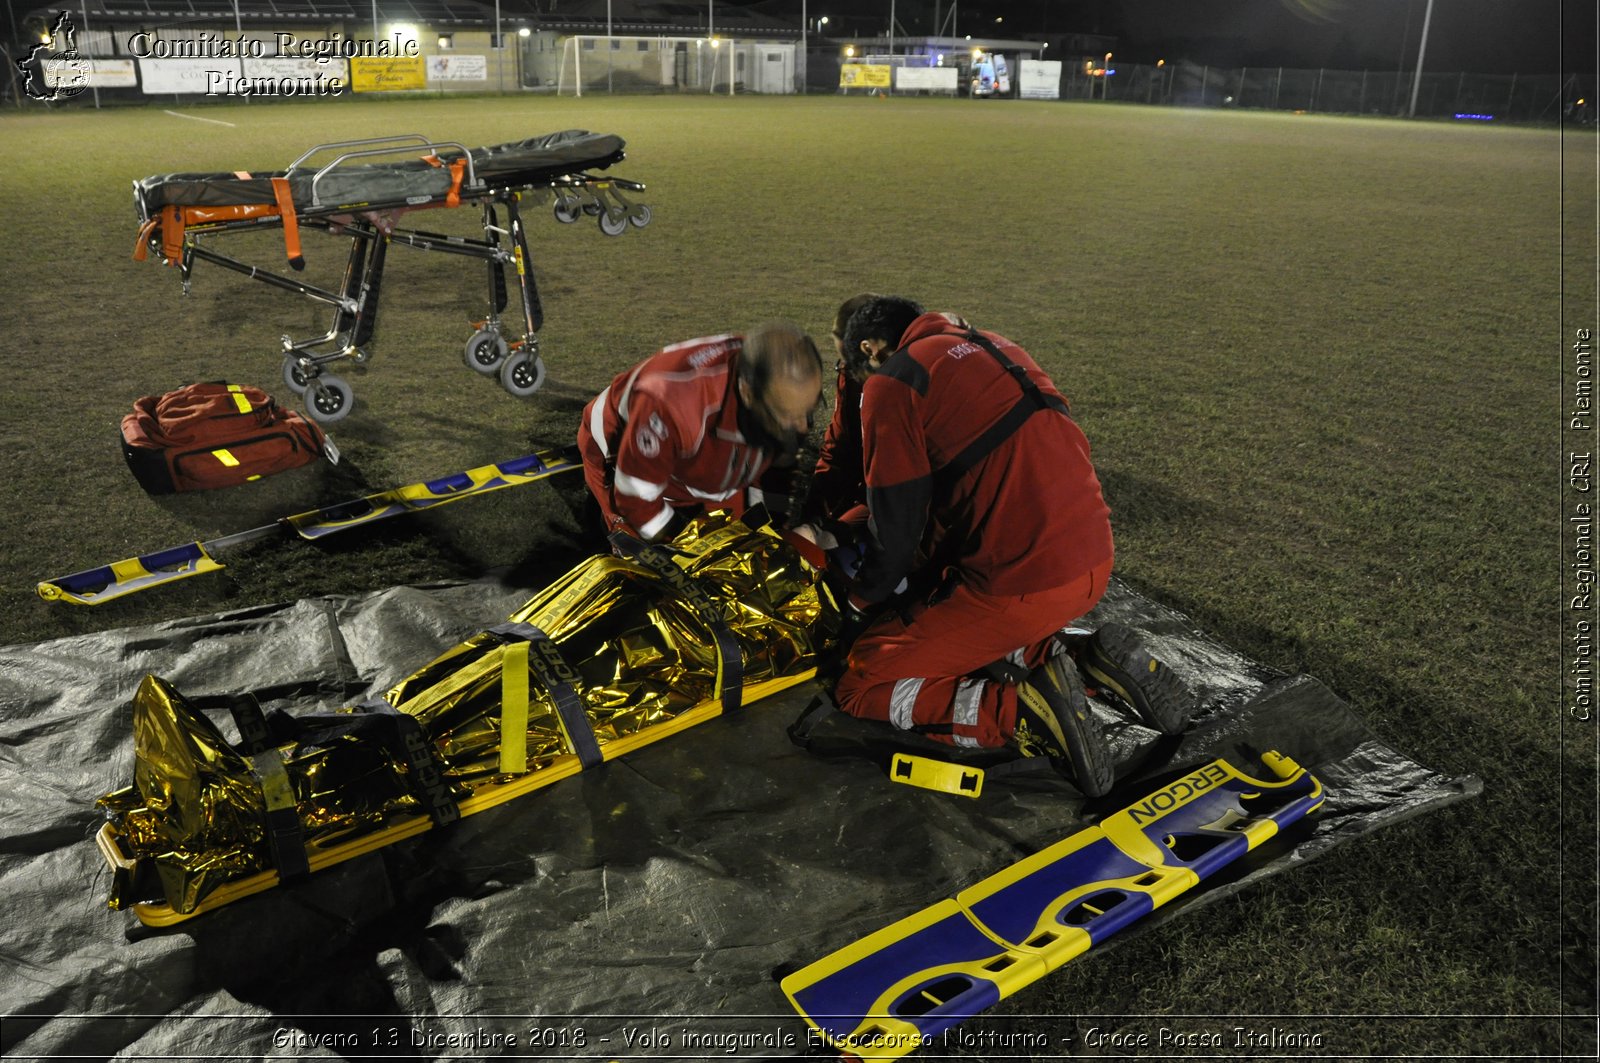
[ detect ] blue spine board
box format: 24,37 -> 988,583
1103,760 -> 1324,880
961,832 -> 1165,955
787,900 -> 1031,1049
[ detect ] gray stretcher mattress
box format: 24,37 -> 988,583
133,129 -> 626,217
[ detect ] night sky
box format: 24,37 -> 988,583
813,0 -> 1593,77
3,0 -> 1592,77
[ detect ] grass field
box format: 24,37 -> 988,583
0,94 -> 1594,1057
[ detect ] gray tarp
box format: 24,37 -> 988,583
0,576 -> 1479,1061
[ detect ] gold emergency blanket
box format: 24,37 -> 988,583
96,514 -> 832,916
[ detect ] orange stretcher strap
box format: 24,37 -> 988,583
445,157 -> 467,208
421,154 -> 469,208
270,176 -> 304,271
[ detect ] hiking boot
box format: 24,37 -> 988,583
1014,651 -> 1116,797
1080,622 -> 1193,736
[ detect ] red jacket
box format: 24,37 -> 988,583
579,335 -> 775,539
852,314 -> 1113,605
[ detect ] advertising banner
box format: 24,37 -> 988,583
50,57 -> 136,88
427,54 -> 487,81
895,66 -> 958,92
839,63 -> 891,89
138,58 -> 241,94
1019,59 -> 1062,99
350,56 -> 426,91
244,56 -> 346,83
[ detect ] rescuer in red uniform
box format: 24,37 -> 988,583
829,296 -> 1121,794
578,323 -> 825,542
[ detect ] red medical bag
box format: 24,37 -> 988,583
120,382 -> 327,494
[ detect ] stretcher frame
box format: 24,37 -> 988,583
133,131 -> 650,424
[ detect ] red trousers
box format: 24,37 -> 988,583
834,558 -> 1112,748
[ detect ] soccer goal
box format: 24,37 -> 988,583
556,34 -> 737,96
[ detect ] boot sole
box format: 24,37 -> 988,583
1082,623 -> 1192,736
1018,661 -> 1116,798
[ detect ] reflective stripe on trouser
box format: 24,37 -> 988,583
833,557 -> 1112,748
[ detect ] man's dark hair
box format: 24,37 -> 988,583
840,296 -> 925,379
831,292 -> 880,341
737,322 -> 824,397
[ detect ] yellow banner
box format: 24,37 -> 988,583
350,56 -> 426,92
839,63 -> 891,89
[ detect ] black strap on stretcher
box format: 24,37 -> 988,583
249,747 -> 309,882
487,622 -> 601,770
208,692 -> 310,882
934,328 -> 1072,490
212,693 -> 462,840
349,700 -> 461,827
189,693 -> 308,881
607,530 -> 745,714
185,691 -> 310,882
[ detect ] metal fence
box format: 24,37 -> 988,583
1065,60 -> 1586,124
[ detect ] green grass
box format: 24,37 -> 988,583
0,95 -> 1592,1056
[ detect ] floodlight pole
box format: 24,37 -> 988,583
1405,0 -> 1435,118
606,0 -> 612,94
79,0 -> 99,108
495,0 -> 503,92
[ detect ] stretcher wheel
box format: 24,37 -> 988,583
306,374 -> 354,424
628,205 -> 652,229
463,330 -> 509,375
598,209 -> 628,237
499,350 -> 546,397
553,195 -> 582,224
282,357 -> 314,396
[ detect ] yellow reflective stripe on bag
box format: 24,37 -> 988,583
226,385 -> 254,414
211,449 -> 240,467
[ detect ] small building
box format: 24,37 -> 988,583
15,0 -> 804,100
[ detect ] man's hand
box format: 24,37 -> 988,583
790,522 -> 840,551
